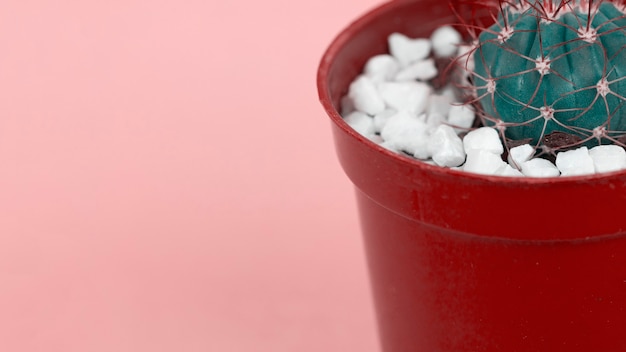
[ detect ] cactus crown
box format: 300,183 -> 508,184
458,0 -> 626,156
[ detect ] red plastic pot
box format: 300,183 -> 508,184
317,1 -> 626,351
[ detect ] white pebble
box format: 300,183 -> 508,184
457,45 -> 476,72
447,104 -> 475,133
427,93 -> 454,117
394,59 -> 438,81
520,158 -> 560,177
555,147 -> 595,176
380,111 -> 430,159
463,127 -> 504,155
439,85 -> 458,101
388,33 -> 431,67
343,111 -> 376,137
430,25 -> 462,58
589,145 -> 626,173
348,75 -> 385,115
378,81 -> 431,115
380,140 -> 400,153
364,54 -> 400,83
373,108 -> 397,133
426,113 -> 446,131
463,149 -> 507,175
507,144 -> 535,169
497,164 -> 525,177
427,124 -> 466,167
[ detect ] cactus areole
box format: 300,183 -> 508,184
465,0 -> 626,151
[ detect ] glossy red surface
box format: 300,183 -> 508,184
318,0 -> 626,351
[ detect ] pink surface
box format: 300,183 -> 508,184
0,1 -> 381,351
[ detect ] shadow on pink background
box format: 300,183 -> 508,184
0,0 -> 382,351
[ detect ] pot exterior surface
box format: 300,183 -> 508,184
357,187 -> 626,352
318,0 -> 626,351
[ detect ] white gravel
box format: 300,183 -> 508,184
341,30 -> 626,177
364,54 -> 400,82
463,127 -> 503,155
347,75 -> 385,115
507,144 -> 535,169
388,33 -> 431,66
463,149 -> 507,175
430,25 -> 462,58
520,158 -> 561,178
395,58 -> 438,81
378,81 -> 431,114
427,124 -> 465,167
589,145 -> 626,173
555,147 -> 595,176
343,111 -> 376,138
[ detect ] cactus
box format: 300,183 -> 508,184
459,0 -> 626,154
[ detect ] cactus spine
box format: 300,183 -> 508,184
461,0 -> 626,153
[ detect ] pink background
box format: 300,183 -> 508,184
0,0 -> 383,351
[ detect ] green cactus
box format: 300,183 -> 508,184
461,0 -> 626,153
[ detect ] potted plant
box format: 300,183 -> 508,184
317,0 -> 626,351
